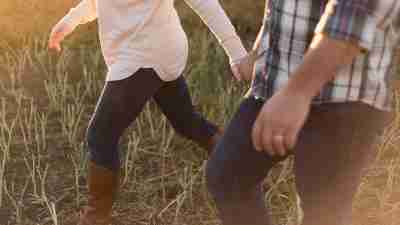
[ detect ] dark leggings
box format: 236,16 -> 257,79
206,97 -> 391,225
87,68 -> 217,171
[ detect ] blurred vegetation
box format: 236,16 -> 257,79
0,0 -> 264,45
0,1 -> 399,225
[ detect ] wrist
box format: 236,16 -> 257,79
230,53 -> 249,66
60,7 -> 84,31
280,81 -> 316,102
59,16 -> 77,31
283,62 -> 335,100
224,37 -> 248,64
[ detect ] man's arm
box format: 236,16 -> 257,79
252,34 -> 361,155
285,34 -> 361,100
288,0 -> 399,98
252,0 -> 383,155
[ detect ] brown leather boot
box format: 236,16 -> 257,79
78,162 -> 119,225
198,127 -> 224,154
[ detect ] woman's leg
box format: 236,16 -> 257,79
206,97 -> 288,225
153,76 -> 221,153
79,68 -> 164,225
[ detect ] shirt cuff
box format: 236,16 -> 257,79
315,0 -> 379,51
222,36 -> 248,63
60,8 -> 83,30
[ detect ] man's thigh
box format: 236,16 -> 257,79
207,97 -> 287,198
294,103 -> 391,224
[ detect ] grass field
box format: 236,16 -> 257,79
0,1 -> 399,225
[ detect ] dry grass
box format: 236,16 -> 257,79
0,1 -> 399,225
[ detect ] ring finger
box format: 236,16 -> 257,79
272,133 -> 286,156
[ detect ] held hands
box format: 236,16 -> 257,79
48,21 -> 74,52
230,50 -> 258,81
251,87 -> 312,156
232,28 -> 263,82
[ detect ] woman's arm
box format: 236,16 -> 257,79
48,0 -> 97,52
183,0 -> 247,64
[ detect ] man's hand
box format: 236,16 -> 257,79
252,87 -> 312,156
48,22 -> 74,52
251,34 -> 362,156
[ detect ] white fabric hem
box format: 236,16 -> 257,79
105,64 -> 185,83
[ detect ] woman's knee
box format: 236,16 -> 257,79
86,124 -> 101,151
86,122 -> 119,170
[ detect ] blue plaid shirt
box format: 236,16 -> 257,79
251,0 -> 400,110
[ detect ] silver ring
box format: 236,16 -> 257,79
273,135 -> 284,140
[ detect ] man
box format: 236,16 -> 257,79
206,1 -> 399,225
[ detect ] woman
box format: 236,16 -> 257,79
48,0 -> 249,224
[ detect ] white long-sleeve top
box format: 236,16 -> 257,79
61,0 -> 247,81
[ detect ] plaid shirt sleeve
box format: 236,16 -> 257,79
315,0 -> 383,51
377,1 -> 400,45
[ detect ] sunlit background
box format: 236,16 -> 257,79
0,1 -> 399,225
0,0 -> 262,40
1,0 -> 80,40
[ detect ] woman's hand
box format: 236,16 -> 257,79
48,21 -> 74,52
230,51 -> 258,81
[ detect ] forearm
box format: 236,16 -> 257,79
252,25 -> 264,51
284,34 -> 362,99
184,0 -> 247,63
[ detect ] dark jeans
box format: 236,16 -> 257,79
206,96 -> 391,225
87,68 -> 217,171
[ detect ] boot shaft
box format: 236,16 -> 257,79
78,162 -> 119,225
